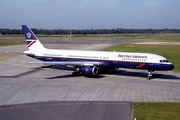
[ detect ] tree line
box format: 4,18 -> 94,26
0,28 -> 180,35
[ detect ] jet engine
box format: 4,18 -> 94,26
79,66 -> 98,76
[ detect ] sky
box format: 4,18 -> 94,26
0,0 -> 180,29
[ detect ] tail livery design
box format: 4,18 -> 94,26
22,25 -> 45,50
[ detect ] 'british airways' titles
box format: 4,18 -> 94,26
118,54 -> 147,59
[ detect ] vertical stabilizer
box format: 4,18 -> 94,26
22,25 -> 45,50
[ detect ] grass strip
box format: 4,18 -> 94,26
133,102 -> 180,120
0,40 -> 25,46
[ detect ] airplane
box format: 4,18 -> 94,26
22,25 -> 174,80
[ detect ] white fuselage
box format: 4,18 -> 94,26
24,48 -> 174,71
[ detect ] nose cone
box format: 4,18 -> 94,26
169,64 -> 175,70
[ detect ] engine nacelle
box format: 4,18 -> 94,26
79,66 -> 98,76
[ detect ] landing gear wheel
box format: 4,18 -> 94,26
72,67 -> 81,76
72,72 -> 80,76
147,76 -> 153,80
147,70 -> 154,80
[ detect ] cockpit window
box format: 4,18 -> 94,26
160,60 -> 169,63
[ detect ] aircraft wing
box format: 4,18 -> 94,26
22,61 -> 101,66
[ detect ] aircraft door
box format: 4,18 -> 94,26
113,55 -> 117,63
62,55 -> 65,60
149,63 -> 154,66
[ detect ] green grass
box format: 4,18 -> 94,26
41,34 -> 180,41
1,33 -> 180,41
0,34 -> 130,41
102,44 -> 180,72
132,34 -> 180,42
133,103 -> 180,120
30,33 -> 180,41
0,40 -> 25,46
150,35 -> 180,42
42,34 -> 129,40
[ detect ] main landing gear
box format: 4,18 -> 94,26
147,70 -> 154,80
72,67 -> 81,76
72,71 -> 81,76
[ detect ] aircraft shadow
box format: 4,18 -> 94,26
46,74 -> 105,79
0,67 -> 42,78
99,69 -> 180,80
44,65 -> 105,79
42,65 -> 180,80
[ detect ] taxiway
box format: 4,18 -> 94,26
0,40 -> 180,106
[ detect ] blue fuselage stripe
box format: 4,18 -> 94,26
29,55 -> 173,71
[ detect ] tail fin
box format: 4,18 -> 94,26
22,25 -> 45,50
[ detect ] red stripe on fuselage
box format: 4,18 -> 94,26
28,41 -> 36,48
137,63 -> 146,68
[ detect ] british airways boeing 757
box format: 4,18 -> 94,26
22,25 -> 174,80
